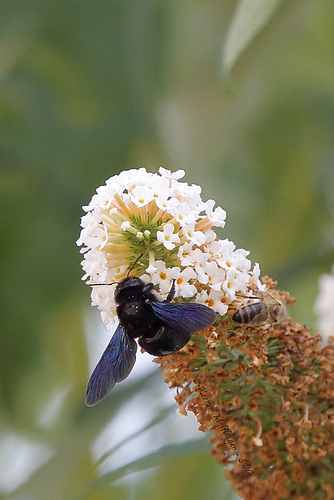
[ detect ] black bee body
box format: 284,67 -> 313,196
115,279 -> 157,338
115,277 -> 189,355
85,276 -> 216,406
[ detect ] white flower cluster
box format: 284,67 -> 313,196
77,167 -> 262,330
314,264 -> 334,344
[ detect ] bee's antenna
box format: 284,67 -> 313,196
127,253 -> 144,277
87,281 -> 117,287
87,254 -> 144,286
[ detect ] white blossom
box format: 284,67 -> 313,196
149,260 -> 174,295
130,185 -> 155,207
222,267 -> 249,300
182,224 -> 207,246
178,242 -> 194,267
315,264 -> 334,344
77,167 -> 263,329
204,199 -> 227,228
189,248 -> 211,285
156,223 -> 181,250
196,289 -> 228,316
169,266 -> 197,298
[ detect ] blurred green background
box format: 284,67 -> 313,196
1,0 -> 333,499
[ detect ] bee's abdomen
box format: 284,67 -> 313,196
232,302 -> 265,324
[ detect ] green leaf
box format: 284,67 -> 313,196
0,14 -> 37,83
222,0 -> 283,76
75,438 -> 210,500
94,404 -> 175,468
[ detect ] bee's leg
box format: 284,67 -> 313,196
141,326 -> 166,343
166,279 -> 176,302
142,283 -> 155,294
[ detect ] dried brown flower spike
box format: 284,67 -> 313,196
156,278 -> 334,499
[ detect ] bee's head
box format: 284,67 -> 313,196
114,276 -> 145,303
271,304 -> 288,323
89,255 -> 146,303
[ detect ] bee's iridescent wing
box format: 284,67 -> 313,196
85,324 -> 137,407
151,301 -> 216,334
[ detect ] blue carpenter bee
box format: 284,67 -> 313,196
85,274 -> 216,406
